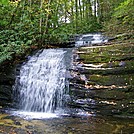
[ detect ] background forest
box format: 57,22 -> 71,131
0,0 -> 133,63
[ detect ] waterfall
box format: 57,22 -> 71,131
14,49 -> 68,113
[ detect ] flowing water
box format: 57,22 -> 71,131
13,33 -> 107,115
12,48 -> 73,118
1,34 -> 134,133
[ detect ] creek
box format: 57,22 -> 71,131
0,33 -> 134,133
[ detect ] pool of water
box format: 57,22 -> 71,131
0,112 -> 134,134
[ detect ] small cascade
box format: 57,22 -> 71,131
75,33 -> 108,47
13,49 -> 68,113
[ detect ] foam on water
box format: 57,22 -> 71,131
12,111 -> 58,119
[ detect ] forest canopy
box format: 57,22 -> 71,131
0,0 -> 133,63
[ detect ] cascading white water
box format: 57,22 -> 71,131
75,33 -> 108,47
14,49 -> 67,113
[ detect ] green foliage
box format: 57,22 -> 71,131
47,27 -> 72,44
0,0 -> 9,5
0,42 -> 30,63
0,29 -> 32,63
113,0 -> 134,25
77,17 -> 102,34
0,4 -> 13,29
0,0 -> 133,64
104,0 -> 133,34
0,44 -> 13,63
0,29 -> 34,46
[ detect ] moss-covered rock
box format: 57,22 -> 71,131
70,42 -> 134,118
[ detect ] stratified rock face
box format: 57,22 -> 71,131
0,65 -> 15,107
69,44 -> 134,117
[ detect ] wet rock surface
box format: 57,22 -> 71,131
0,43 -> 134,118
0,112 -> 134,134
0,65 -> 16,107
0,42 -> 134,133
69,43 -> 134,118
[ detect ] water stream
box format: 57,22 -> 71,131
12,48 -> 73,118
13,33 -> 107,117
1,34 -> 134,133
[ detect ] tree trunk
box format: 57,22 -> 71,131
79,0 -> 82,21
39,0 -> 43,33
75,0 -> 78,32
44,0 -> 52,34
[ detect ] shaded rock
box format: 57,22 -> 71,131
0,85 -> 13,106
0,66 -> 15,107
0,85 -> 12,96
70,43 -> 134,118
14,121 -> 22,126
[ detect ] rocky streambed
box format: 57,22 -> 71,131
0,42 -> 134,118
0,40 -> 134,134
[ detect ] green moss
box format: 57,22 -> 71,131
78,44 -> 134,65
